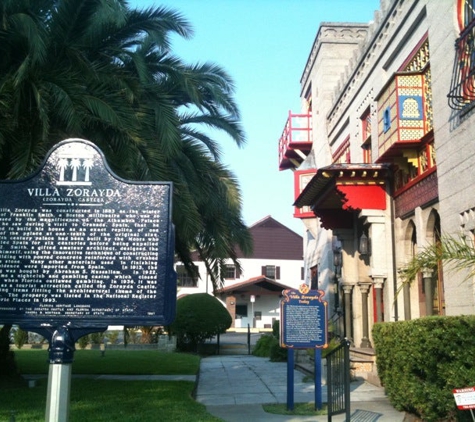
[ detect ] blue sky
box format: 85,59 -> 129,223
130,0 -> 381,234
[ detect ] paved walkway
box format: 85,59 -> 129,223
195,355 -> 406,422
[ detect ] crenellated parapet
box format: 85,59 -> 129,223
327,0 -> 411,133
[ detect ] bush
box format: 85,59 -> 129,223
14,328 -> 28,349
169,293 -> 232,353
90,332 -> 105,345
269,339 -> 287,362
373,316 -> 475,422
252,320 -> 287,361
77,335 -> 89,349
106,331 -> 120,345
252,333 -> 276,357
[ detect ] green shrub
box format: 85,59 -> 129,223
253,333 -> 275,357
14,328 -> 28,349
252,321 -> 287,361
106,331 -> 120,345
169,293 -> 232,353
77,335 -> 89,349
89,332 -> 105,345
269,339 -> 287,362
373,316 -> 475,422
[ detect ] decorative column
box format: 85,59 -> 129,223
422,268 -> 434,316
372,277 -> 385,323
341,283 -> 354,343
358,282 -> 372,348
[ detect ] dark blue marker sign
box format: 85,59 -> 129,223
0,138 -> 176,328
280,287 -> 328,349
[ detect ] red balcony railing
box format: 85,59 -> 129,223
278,111 -> 312,171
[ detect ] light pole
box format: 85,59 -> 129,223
250,295 -> 255,328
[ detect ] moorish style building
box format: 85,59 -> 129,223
279,0 -> 475,378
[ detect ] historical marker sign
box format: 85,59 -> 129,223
0,138 -> 176,328
280,285 -> 328,349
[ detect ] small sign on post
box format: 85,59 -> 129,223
453,386 -> 475,421
280,286 -> 328,349
280,285 -> 328,411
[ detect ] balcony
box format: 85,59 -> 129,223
278,111 -> 312,171
447,18 -> 475,110
375,70 -> 432,163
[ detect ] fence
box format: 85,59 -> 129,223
326,338 -> 351,422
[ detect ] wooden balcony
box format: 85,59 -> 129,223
375,70 -> 432,163
278,111 -> 312,171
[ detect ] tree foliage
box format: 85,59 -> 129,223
0,0 -> 253,375
0,0 -> 253,288
398,234 -> 475,291
169,293 -> 231,352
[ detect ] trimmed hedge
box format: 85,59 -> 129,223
169,293 -> 232,352
373,316 -> 475,422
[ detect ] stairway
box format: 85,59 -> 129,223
350,347 -> 382,387
218,343 -> 251,355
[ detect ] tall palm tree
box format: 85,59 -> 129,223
0,0 -> 252,279
0,0 -> 252,365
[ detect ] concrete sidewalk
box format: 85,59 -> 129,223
195,355 -> 406,422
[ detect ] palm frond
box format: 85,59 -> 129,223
399,234 -> 475,289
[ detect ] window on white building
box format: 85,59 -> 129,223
262,265 -> 280,280
176,265 -> 198,287
225,264 -> 237,279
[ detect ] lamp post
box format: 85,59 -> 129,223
250,295 -> 255,328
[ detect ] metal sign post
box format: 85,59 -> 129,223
45,326 -> 74,422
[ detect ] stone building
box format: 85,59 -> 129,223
279,0 -> 475,356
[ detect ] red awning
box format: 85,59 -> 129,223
294,163 -> 390,229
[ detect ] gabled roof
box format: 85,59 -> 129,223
190,215 -> 303,261
236,215 -> 303,260
216,276 -> 292,295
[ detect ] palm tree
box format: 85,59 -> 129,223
0,0 -> 252,363
0,0 -> 252,277
399,234 -> 475,288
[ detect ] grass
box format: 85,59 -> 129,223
1,349 -> 218,422
14,349 -> 200,375
3,378 -> 221,421
263,402 -> 328,416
